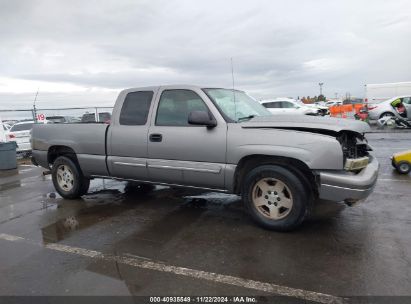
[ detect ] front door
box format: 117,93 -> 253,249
147,89 -> 227,189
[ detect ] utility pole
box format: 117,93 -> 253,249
318,82 -> 324,96
33,88 -> 39,122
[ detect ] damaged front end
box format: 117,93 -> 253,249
336,131 -> 373,171
316,131 -> 378,205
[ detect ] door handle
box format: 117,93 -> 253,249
149,133 -> 162,142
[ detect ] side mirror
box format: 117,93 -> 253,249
188,111 -> 217,128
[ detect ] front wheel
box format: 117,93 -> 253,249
242,165 -> 310,231
380,112 -> 395,119
52,156 -> 90,199
396,161 -> 411,174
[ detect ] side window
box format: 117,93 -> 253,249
156,90 -> 209,126
263,102 -> 279,108
281,102 -> 293,108
119,91 -> 154,125
401,97 -> 411,104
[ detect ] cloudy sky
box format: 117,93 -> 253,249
0,0 -> 411,109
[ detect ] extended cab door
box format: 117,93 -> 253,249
147,88 -> 227,189
107,88 -> 157,180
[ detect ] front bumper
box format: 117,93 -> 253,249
316,156 -> 379,203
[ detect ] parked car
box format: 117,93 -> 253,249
260,98 -> 319,115
7,121 -> 35,154
298,101 -> 329,116
46,116 -> 80,124
0,123 -> 11,142
32,85 -> 378,231
325,100 -> 343,107
391,150 -> 411,174
81,112 -> 111,123
368,96 -> 411,120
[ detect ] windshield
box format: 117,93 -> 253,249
203,88 -> 271,122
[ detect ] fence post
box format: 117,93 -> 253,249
95,107 -> 99,122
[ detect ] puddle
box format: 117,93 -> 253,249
41,201 -> 132,244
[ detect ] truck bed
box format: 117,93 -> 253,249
32,123 -> 110,176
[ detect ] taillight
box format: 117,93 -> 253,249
7,133 -> 16,139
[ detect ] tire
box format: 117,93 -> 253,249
52,156 -> 90,199
242,165 -> 310,231
396,161 -> 411,175
379,112 -> 395,119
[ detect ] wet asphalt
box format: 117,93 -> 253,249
0,131 -> 410,299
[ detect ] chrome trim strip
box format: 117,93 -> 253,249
90,175 -> 228,192
114,161 -> 146,168
147,164 -> 221,174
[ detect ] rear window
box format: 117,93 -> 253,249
120,91 -> 153,125
10,123 -> 34,132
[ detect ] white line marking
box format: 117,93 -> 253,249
378,179 -> 411,182
0,233 -> 345,304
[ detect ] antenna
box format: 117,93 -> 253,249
33,88 -> 39,122
231,57 -> 237,121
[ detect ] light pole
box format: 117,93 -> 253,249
318,82 -> 324,96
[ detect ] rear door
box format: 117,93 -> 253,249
107,90 -> 156,180
147,88 -> 227,189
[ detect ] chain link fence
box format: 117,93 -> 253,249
0,106 -> 114,124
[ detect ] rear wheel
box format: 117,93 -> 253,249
242,165 -> 310,231
52,156 -> 90,199
396,161 -> 411,174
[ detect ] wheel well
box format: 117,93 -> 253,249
233,155 -> 318,196
48,145 -> 78,165
379,112 -> 395,118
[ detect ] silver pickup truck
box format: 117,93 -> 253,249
32,85 -> 379,231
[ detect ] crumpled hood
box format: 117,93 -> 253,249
241,115 -> 370,134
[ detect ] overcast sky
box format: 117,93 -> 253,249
1,0 -> 411,109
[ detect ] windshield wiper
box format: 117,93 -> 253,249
237,115 -> 256,122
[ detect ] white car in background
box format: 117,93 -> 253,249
368,96 -> 411,120
260,98 -> 319,115
325,100 -> 343,107
0,123 -> 11,142
298,101 -> 329,116
7,121 -> 35,154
